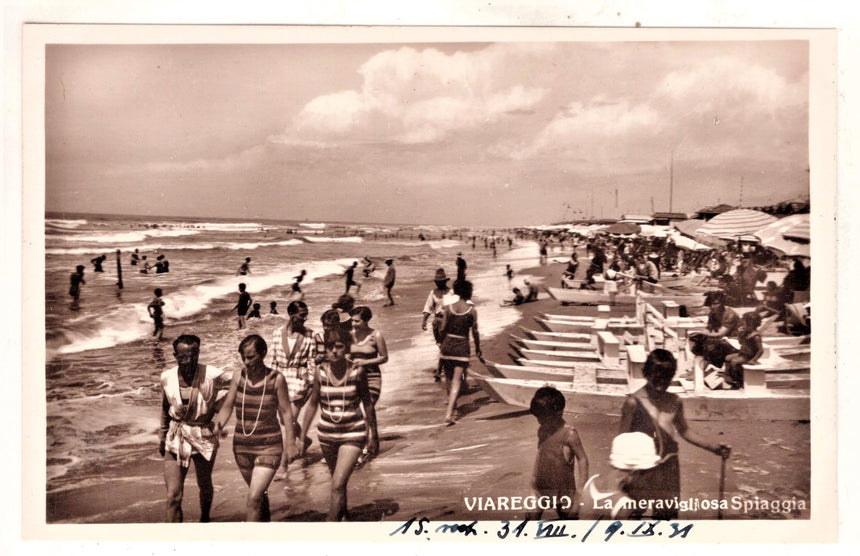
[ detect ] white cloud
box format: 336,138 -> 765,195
283,45 -> 548,145
105,144 -> 268,176
511,97 -> 662,160
657,55 -> 806,114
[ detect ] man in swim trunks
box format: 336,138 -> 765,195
69,265 -> 85,302
158,335 -> 231,522
382,258 -> 396,306
237,257 -> 251,276
148,287 -> 166,341
233,283 -> 252,329
343,261 -> 361,294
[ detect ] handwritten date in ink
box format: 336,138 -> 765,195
390,517 -> 694,541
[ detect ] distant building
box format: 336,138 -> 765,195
694,204 -> 736,220
651,212 -> 689,225
619,214 -> 652,224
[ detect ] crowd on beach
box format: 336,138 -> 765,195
150,249 -> 489,522
62,227 -> 808,522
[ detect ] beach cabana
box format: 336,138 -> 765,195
754,214 -> 811,258
695,209 -> 778,244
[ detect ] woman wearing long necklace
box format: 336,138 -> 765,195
307,326 -> 378,521
348,306 -> 388,467
215,334 -> 296,521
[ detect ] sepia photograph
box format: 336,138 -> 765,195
17,19 -> 840,545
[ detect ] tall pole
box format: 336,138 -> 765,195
591,185 -> 595,219
116,249 -> 123,290
669,149 -> 675,212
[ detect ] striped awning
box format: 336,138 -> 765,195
696,209 -> 778,240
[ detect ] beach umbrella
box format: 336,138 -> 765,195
673,218 -> 706,239
602,222 -> 641,235
639,224 -> 672,238
695,209 -> 778,242
668,230 -> 711,251
783,219 -> 810,242
753,214 -> 811,258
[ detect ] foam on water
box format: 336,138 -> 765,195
46,238 -> 304,256
52,257 -> 357,355
427,239 -> 462,250
52,229 -> 200,244
46,218 -> 88,229
184,221 -> 264,232
302,236 -> 363,244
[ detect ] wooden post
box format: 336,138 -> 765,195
116,249 -> 123,289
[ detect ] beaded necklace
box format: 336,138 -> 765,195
325,361 -> 349,424
240,368 -> 267,437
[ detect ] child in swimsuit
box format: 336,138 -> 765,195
527,386 -> 589,519
619,349 -> 730,519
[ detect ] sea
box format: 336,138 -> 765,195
43,212 -> 547,504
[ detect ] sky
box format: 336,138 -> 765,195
45,39 -> 810,227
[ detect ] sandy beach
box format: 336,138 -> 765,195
45,256 -> 809,523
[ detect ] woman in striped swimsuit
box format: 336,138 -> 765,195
215,335 -> 296,522
348,306 -> 388,467
308,326 -> 378,521
439,280 -> 481,426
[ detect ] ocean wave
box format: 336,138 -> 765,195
50,257 -> 356,355
46,238 -> 304,256
427,239 -> 464,250
50,229 -> 200,244
185,221 -> 264,232
302,236 -> 363,244
46,218 -> 88,229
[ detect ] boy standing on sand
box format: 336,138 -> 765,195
527,386 -> 589,520
233,283 -> 252,329
382,258 -> 396,306
147,287 -> 166,341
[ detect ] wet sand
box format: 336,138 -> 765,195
46,259 -> 810,523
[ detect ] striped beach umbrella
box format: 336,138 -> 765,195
696,209 -> 778,242
754,214 -> 810,257
783,219 -> 810,242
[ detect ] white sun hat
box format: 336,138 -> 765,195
609,432 -> 661,470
